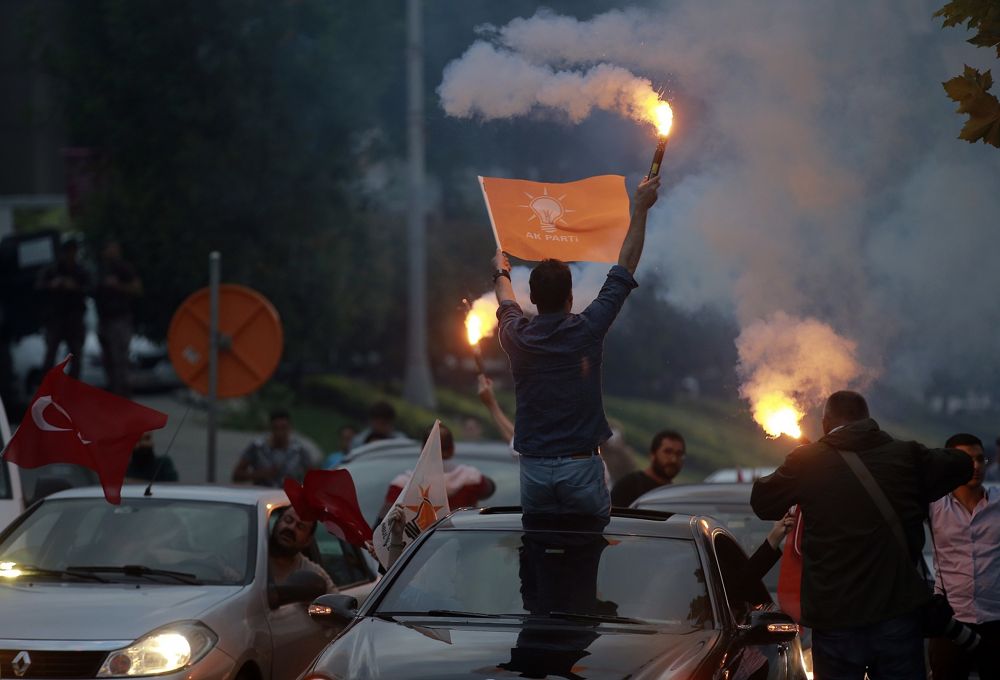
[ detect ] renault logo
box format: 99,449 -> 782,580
12,650 -> 31,677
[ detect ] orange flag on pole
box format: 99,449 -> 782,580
478,175 -> 630,263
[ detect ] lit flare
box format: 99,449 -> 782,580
651,101 -> 673,137
753,395 -> 804,439
464,296 -> 498,346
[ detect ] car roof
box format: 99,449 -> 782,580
432,506 -> 702,539
342,439 -> 514,463
45,484 -> 289,506
634,482 -> 752,506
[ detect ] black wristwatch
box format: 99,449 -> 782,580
492,269 -> 511,283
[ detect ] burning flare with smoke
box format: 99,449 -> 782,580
464,296 -> 498,346
737,312 -> 869,440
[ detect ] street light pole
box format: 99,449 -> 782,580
402,0 -> 436,409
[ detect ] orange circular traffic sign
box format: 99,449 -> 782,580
167,285 -> 283,398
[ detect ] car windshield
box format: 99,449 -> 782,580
637,503 -> 779,591
0,497 -> 254,585
376,528 -> 712,630
343,452 -> 520,525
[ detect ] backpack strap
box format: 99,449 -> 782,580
837,448 -> 911,558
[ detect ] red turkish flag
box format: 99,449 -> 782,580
777,506 -> 804,622
2,357 -> 168,504
284,470 -> 372,547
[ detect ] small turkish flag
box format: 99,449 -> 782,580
2,356 -> 168,504
284,469 -> 372,547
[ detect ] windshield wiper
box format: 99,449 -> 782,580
68,565 -> 201,585
8,565 -> 110,583
545,610 -> 650,625
417,610 -> 512,619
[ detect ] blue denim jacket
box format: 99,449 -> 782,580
497,265 -> 637,457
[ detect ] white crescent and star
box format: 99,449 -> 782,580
31,395 -> 92,445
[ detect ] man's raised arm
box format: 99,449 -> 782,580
493,249 -> 515,304
617,176 -> 661,275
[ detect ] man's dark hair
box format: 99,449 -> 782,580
946,433 -> 983,449
272,506 -> 318,536
650,430 -> 685,454
269,408 -> 291,422
824,391 -> 869,423
424,424 -> 454,452
369,401 -> 396,420
529,259 -> 572,314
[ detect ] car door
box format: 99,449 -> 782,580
713,533 -> 798,680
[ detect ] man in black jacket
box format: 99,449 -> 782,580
751,390 -> 972,680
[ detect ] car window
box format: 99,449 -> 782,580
376,529 -> 712,630
342,454 -> 520,525
636,502 -> 780,592
0,462 -> 11,500
315,532 -> 373,588
713,533 -> 771,623
0,498 -> 255,584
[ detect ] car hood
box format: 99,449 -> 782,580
311,617 -> 720,679
0,581 -> 244,641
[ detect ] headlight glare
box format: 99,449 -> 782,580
98,622 -> 217,677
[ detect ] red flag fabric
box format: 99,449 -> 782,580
284,469 -> 373,547
2,357 -> 168,504
777,506 -> 804,622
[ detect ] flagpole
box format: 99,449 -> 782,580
477,176 -> 502,249
207,251 -> 220,484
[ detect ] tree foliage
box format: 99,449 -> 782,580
936,0 -> 1000,147
43,0 -> 405,362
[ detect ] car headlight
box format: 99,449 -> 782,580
97,621 -> 217,677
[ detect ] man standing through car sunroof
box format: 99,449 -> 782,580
492,177 -> 660,519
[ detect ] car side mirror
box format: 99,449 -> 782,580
268,569 -> 328,609
308,593 -> 359,627
738,609 -> 799,645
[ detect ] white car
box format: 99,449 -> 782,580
0,485 -> 379,680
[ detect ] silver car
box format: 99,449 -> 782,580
0,485 -> 378,680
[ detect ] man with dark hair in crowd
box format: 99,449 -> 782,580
351,400 -> 406,448
751,390 -> 973,680
269,506 -> 335,592
95,241 -> 142,397
610,429 -> 685,507
492,176 -> 661,518
36,239 -> 90,379
232,408 -> 313,488
928,432 -> 1000,678
380,423 -> 495,520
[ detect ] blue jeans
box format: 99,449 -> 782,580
519,455 -> 610,518
812,613 -> 925,680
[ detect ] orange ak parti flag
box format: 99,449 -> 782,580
478,175 -> 631,263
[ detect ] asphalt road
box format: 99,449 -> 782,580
136,392 -> 323,484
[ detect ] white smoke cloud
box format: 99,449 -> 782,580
439,42 -> 663,125
440,1 -> 1000,398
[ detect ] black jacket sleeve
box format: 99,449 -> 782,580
745,541 -> 782,584
914,444 -> 973,503
751,448 -> 805,520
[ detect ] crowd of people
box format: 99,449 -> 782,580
102,170 -> 1000,677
